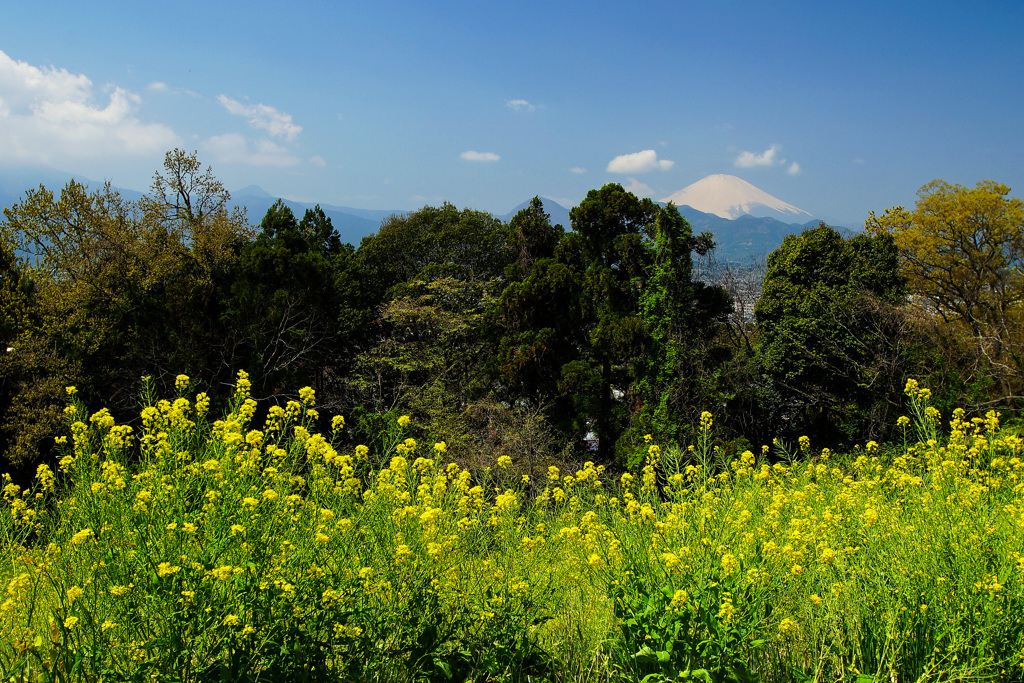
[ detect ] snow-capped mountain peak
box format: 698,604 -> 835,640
660,174 -> 812,221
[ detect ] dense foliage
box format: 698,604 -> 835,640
1,149 -> 1022,469
0,375 -> 1021,681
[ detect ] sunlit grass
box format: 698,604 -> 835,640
1,375 -> 1022,681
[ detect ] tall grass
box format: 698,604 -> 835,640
1,374 -> 1022,682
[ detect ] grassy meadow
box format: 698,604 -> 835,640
1,373 -> 1022,682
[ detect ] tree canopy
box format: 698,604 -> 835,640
755,223 -> 907,442
867,179 -> 1024,404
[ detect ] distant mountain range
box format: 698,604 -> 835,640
505,176 -> 821,261
230,185 -> 405,246
0,170 -> 822,262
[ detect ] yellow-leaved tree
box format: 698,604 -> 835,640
867,179 -> 1024,404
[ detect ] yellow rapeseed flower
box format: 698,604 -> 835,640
157,562 -> 181,577
71,528 -> 94,545
210,566 -> 233,581
397,415 -> 411,428
234,370 -> 251,398
721,552 -> 740,576
718,594 -> 736,622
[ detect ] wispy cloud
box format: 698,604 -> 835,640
217,95 -> 302,141
570,166 -> 586,174
505,99 -> 535,112
607,149 -> 674,173
786,161 -> 801,175
146,81 -> 200,98
309,155 -> 327,168
0,49 -> 178,164
623,178 -> 655,197
460,150 -> 500,162
204,133 -> 301,167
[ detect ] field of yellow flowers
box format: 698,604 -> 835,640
1,373 -> 1022,682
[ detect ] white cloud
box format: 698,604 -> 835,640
505,99 -> 535,112
623,178 -> 655,197
309,155 -> 327,168
734,144 -> 804,176
570,166 -> 586,174
606,149 -> 674,173
217,95 -> 302,141
735,144 -> 782,168
0,49 -> 178,164
460,150 -> 500,162
204,133 -> 301,167
145,81 -> 200,98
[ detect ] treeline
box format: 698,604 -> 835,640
1,150 -> 1022,471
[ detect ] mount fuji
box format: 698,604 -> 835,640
661,174 -> 813,223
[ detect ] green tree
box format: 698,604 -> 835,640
632,204 -> 731,455
490,201 -> 580,444
0,151 -> 253,463
1,180 -> 148,418
493,186 -> 731,465
562,184 -> 657,461
346,203 -> 514,440
224,200 -> 351,400
755,223 -> 907,443
355,203 -> 511,305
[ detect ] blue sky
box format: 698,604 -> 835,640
1,0 -> 1021,226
